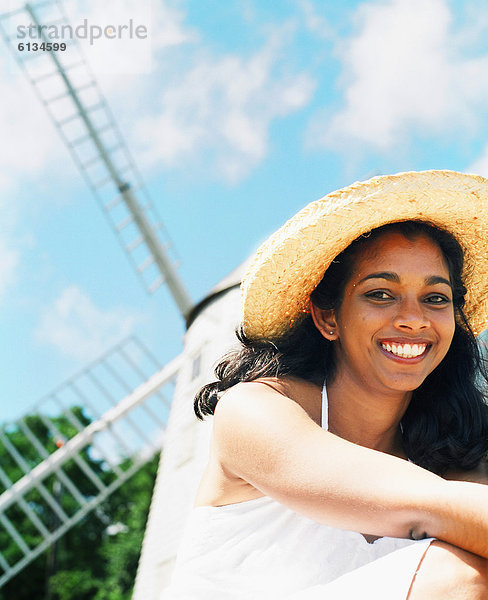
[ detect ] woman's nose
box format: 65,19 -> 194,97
392,298 -> 429,331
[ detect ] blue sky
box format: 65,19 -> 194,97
1,0 -> 488,422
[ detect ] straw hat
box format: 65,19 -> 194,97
241,170 -> 488,339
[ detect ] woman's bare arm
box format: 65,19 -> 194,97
213,381 -> 488,558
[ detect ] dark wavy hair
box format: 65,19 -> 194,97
194,221 -> 488,475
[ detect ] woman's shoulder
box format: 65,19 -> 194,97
215,376 -> 323,427
197,377 -> 323,507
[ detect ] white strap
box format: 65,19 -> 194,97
321,380 -> 328,431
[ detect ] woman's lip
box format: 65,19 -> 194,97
378,338 -> 432,344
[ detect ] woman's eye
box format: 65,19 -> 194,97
425,294 -> 450,304
365,291 -> 392,300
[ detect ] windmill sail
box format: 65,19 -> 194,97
0,0 -> 193,317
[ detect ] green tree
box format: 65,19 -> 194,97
48,457 -> 158,600
0,409 -> 159,600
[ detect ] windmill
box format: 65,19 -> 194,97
0,1 -> 243,596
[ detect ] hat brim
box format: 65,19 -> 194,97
241,170 -> 488,339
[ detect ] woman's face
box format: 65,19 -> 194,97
327,231 -> 456,395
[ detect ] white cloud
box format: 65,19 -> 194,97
0,237 -> 20,301
149,0 -> 198,50
308,0 -> 488,153
63,0 -> 195,79
0,194 -> 25,304
466,144 -> 488,177
135,28 -> 315,182
0,61 -> 63,193
299,0 -> 335,41
35,286 -> 141,361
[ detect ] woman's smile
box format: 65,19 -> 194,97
378,340 -> 430,361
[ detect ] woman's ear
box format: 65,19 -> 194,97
309,301 -> 338,341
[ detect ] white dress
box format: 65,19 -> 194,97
162,384 -> 434,599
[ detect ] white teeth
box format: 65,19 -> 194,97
381,342 -> 427,358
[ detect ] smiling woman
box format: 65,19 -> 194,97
163,171 -> 488,600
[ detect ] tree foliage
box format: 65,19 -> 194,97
0,409 -> 159,600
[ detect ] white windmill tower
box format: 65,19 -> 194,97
0,1 -> 244,596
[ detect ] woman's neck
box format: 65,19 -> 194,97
325,374 -> 410,457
